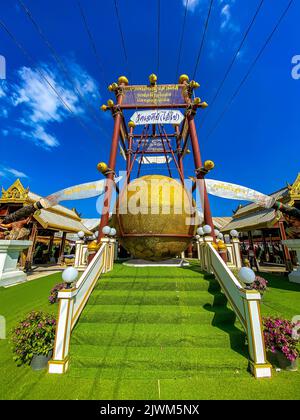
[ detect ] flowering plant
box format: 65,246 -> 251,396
263,317 -> 299,362
252,275 -> 268,292
48,282 -> 67,304
12,311 -> 56,366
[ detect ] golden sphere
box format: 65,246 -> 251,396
100,104 -> 108,111
118,76 -> 129,85
194,97 -> 201,105
107,99 -> 114,107
112,175 -> 199,260
108,84 -> 113,91
200,101 -> 208,108
190,80 -> 200,89
97,162 -> 108,173
204,160 -> 215,171
179,74 -> 189,84
88,240 -> 100,252
149,73 -> 157,84
128,121 -> 136,128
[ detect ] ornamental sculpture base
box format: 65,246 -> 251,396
0,240 -> 32,287
282,239 -> 300,284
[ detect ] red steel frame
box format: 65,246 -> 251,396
98,78 -> 215,241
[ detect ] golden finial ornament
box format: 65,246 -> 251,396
194,97 -> 201,105
118,76 -> 129,85
179,74 -> 189,84
97,162 -> 108,173
149,73 -> 157,85
190,80 -> 200,89
100,104 -> 108,111
107,99 -> 114,107
128,121 -> 136,128
204,160 -> 215,171
88,240 -> 100,252
200,101 -> 208,108
108,84 -> 113,91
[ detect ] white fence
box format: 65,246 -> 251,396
48,238 -> 115,374
199,238 -> 272,378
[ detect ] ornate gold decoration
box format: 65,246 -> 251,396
204,160 -> 215,171
289,173 -> 300,206
107,99 -> 114,107
179,74 -> 189,84
97,162 -> 108,174
200,101 -> 208,108
0,179 -> 29,203
118,76 -> 129,86
149,73 -> 157,85
88,240 -> 100,252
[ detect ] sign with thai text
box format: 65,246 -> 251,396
123,84 -> 185,106
130,110 -> 184,125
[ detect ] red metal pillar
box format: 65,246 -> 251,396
98,82 -> 125,240
127,125 -> 134,183
175,125 -> 184,183
279,220 -> 293,271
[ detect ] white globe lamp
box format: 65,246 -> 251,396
203,225 -> 212,235
214,229 -> 220,237
77,230 -> 85,240
62,267 -> 79,289
110,228 -> 117,237
197,227 -> 204,236
195,234 -> 200,240
218,232 -> 224,240
230,229 -> 239,238
238,267 -> 255,288
102,226 -> 111,236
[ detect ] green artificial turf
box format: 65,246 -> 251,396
0,263 -> 299,400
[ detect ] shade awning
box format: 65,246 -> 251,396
222,208 -> 277,232
34,209 -> 91,234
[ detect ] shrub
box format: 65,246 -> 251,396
252,275 -> 268,292
12,311 -> 56,366
48,282 -> 67,304
263,317 -> 299,362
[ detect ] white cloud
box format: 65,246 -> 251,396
183,0 -> 201,12
0,59 -> 100,149
0,166 -> 28,179
220,2 -> 240,33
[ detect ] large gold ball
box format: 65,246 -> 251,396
107,99 -> 114,107
128,121 -> 136,128
112,175 -> 199,260
179,74 -> 189,84
97,162 -> 108,173
204,160 -> 215,171
118,76 -> 129,85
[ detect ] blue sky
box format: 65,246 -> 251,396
0,0 -> 299,218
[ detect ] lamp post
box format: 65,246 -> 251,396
238,267 -> 256,290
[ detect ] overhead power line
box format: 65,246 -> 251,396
157,0 -> 161,75
200,0 -> 265,127
76,0 -> 108,87
18,0 -> 104,129
113,0 -> 131,79
175,0 -> 189,81
205,0 -> 294,141
192,0 -> 214,80
0,18 -> 100,143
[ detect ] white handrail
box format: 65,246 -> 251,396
48,239 -> 115,374
200,240 -> 272,379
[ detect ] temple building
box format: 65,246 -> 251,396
0,179 -> 91,270
222,173 -> 300,270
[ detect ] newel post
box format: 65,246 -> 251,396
232,237 -> 242,269
240,289 -> 272,378
48,287 -> 77,374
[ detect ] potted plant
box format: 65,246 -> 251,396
263,316 -> 299,371
48,282 -> 67,304
12,311 -> 56,370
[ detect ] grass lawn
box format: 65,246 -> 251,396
0,264 -> 299,400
